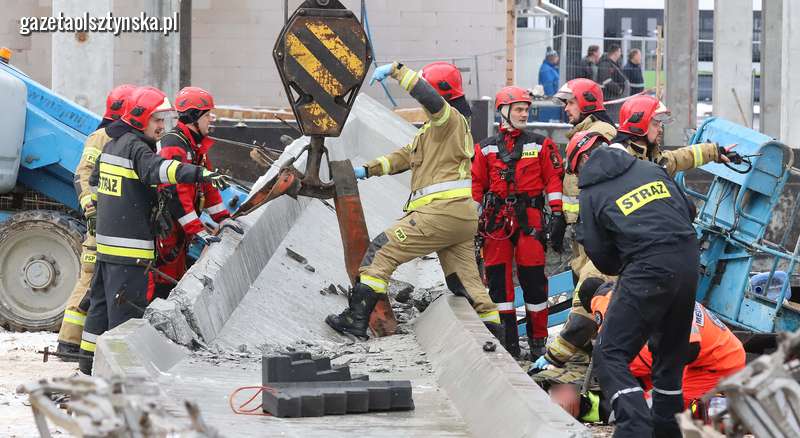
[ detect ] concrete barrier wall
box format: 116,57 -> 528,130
416,296 -> 591,438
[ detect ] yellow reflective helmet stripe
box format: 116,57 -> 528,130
361,275 -> 387,293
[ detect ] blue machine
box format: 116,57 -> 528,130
677,117 -> 800,334
0,56 -> 247,331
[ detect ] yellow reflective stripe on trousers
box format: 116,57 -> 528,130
692,144 -> 703,167
96,243 -> 155,260
63,310 -> 86,326
361,275 -> 387,293
407,179 -> 472,211
563,195 -> 580,214
80,340 -> 96,352
377,156 -> 391,175
479,310 -> 500,324
82,146 -> 103,160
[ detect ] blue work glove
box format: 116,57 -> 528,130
354,166 -> 368,180
529,355 -> 551,373
370,63 -> 394,85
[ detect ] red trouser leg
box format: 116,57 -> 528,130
483,236 -> 519,354
515,230 -> 548,340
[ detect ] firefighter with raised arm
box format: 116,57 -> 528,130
325,61 -> 501,340
78,86 -> 228,374
472,86 -> 565,359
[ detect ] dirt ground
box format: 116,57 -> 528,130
0,328 -> 74,437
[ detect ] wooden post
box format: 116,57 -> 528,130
506,0 -> 515,85
655,24 -> 663,100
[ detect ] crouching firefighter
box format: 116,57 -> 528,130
472,86 -> 566,359
325,61 -> 501,340
79,86 -> 229,374
155,86 -> 242,296
57,84 -> 137,358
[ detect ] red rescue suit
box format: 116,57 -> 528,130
156,122 -> 230,285
472,126 -> 564,352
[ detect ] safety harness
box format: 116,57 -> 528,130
478,132 -> 546,244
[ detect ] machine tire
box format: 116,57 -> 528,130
0,210 -> 83,332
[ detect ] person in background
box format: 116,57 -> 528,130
538,47 -> 562,122
595,44 -> 626,119
624,48 -> 645,95
577,45 -> 600,81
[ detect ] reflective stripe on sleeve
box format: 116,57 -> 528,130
481,145 -> 499,155
692,144 -> 703,168
377,156 -> 391,175
431,103 -> 451,127
63,310 -> 86,326
205,203 -> 227,215
548,192 -> 563,202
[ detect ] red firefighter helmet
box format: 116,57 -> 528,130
565,130 -> 605,173
495,86 -> 532,110
103,84 -> 137,121
122,86 -> 174,131
618,95 -> 671,136
554,79 -> 605,113
421,62 -> 464,101
175,86 -> 215,124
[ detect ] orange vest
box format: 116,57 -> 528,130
591,294 -> 745,376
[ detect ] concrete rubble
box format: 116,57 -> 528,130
88,94 -> 589,437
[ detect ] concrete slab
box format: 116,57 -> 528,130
415,296 -> 590,438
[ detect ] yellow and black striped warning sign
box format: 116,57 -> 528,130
274,7 -> 371,137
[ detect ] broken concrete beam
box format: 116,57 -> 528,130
93,319 -> 186,380
261,381 -> 414,417
415,295 -> 591,438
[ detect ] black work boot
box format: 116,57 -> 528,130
500,313 -> 521,357
325,283 -> 380,340
56,342 -> 80,362
528,337 -> 547,361
484,321 -> 505,344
